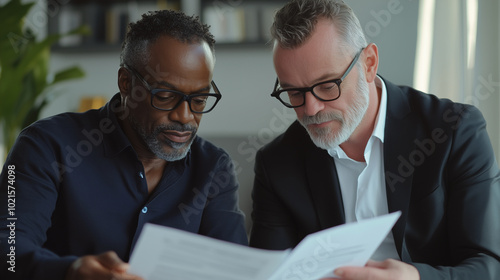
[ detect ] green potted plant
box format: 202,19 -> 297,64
0,0 -> 89,161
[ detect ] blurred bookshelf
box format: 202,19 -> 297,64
200,0 -> 285,47
48,0 -> 181,52
48,0 -> 285,52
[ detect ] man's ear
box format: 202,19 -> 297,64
362,43 -> 379,83
118,67 -> 131,96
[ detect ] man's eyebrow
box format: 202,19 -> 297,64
279,81 -> 294,88
156,80 -> 211,93
156,80 -> 178,90
192,85 -> 212,93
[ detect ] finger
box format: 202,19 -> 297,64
96,251 -> 129,273
365,259 -> 386,268
334,266 -> 385,280
66,256 -> 116,280
111,271 -> 145,280
366,258 -> 402,270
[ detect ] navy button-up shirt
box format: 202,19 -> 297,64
0,94 -> 247,280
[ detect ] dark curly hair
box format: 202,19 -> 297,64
120,10 -> 215,68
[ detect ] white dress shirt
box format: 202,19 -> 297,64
328,76 -> 400,261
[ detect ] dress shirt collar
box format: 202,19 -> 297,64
372,75 -> 387,143
328,75 -> 387,158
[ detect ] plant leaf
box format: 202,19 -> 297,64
0,0 -> 88,155
51,66 -> 86,85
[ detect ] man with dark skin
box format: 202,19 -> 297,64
0,10 -> 247,280
67,28 -> 219,280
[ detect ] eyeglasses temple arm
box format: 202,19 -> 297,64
340,48 -> 365,81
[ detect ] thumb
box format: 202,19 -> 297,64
97,251 -> 129,273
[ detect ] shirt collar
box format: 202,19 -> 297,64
328,75 -> 387,158
100,93 -> 133,158
372,75 -> 387,143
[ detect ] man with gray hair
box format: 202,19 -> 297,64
0,10 -> 247,280
250,0 -> 500,279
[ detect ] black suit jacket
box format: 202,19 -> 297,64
250,78 -> 500,279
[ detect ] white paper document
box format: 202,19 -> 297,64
129,211 -> 401,280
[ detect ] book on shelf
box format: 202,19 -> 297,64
203,6 -> 246,43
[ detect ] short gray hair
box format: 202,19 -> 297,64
271,0 -> 366,54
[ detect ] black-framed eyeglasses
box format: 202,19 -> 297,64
124,64 -> 222,114
271,48 -> 364,108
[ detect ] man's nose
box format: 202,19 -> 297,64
303,91 -> 325,116
169,101 -> 195,124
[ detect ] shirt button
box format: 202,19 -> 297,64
139,172 -> 144,179
141,207 -> 148,214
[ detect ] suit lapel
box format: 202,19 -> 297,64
305,141 -> 346,229
383,78 -> 416,261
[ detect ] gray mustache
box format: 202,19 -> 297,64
300,111 -> 343,125
157,123 -> 197,134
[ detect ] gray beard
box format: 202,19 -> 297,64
299,68 -> 370,150
129,116 -> 197,161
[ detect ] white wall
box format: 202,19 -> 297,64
347,0 -> 419,86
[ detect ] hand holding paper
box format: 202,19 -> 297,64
329,259 -> 420,280
129,212 -> 401,280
